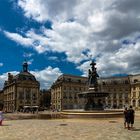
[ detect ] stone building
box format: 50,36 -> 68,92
51,74 -> 88,111
51,74 -> 140,111
40,89 -> 51,109
3,61 -> 40,112
99,76 -> 131,109
0,90 -> 4,107
129,74 -> 140,109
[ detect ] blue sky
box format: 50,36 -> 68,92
0,0 -> 78,73
0,0 -> 140,89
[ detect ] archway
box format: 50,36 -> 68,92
138,99 -> 140,107
132,100 -> 136,107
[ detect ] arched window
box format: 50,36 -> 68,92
134,79 -> 138,83
133,92 -> 136,97
25,89 -> 31,100
138,100 -> 140,107
19,92 -> 24,99
32,93 -> 37,100
132,100 -> 136,107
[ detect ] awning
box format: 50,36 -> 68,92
24,106 -> 39,108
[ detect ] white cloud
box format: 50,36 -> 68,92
0,73 -> 7,89
34,45 -> 47,54
18,0 -> 78,22
0,63 -> 3,67
18,0 -> 47,22
0,66 -> 62,90
23,53 -> 34,65
4,0 -> 140,77
4,30 -> 48,53
48,56 -> 58,61
0,71 -> 19,89
4,31 -> 33,46
31,66 -> 62,89
78,38 -> 140,77
23,52 -> 34,58
27,59 -> 34,65
76,61 -> 91,77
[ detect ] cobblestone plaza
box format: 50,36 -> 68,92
0,114 -> 140,140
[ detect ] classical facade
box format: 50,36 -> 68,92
3,61 -> 40,112
99,76 -> 131,109
51,74 -> 140,111
51,74 -> 88,111
129,74 -> 140,109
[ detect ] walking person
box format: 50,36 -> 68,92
0,103 -> 4,126
127,105 -> 135,130
123,107 -> 128,129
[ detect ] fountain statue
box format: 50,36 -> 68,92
78,61 -> 108,110
88,61 -> 99,90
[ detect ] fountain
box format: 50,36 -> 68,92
60,61 -> 123,118
78,61 -> 108,110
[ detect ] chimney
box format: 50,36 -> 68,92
8,73 -> 13,83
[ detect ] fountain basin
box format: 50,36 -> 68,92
60,109 -> 123,118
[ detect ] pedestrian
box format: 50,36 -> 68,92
127,105 -> 135,130
123,107 -> 128,128
0,110 -> 4,126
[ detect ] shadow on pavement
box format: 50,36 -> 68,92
0,124 -> 11,126
108,121 -> 118,123
131,128 -> 140,131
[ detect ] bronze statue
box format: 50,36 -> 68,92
88,61 -> 99,89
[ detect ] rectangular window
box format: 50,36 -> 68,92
133,92 -> 136,97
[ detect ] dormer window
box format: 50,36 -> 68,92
134,79 -> 138,83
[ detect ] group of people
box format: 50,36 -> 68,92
124,105 -> 135,130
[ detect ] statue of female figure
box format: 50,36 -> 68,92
88,61 -> 99,88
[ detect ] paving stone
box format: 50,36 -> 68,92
0,117 -> 140,140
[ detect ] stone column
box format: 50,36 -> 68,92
111,97 -> 114,108
116,94 -> 119,108
24,88 -> 26,105
136,99 -> 138,108
130,98 -> 133,106
31,89 -> 32,106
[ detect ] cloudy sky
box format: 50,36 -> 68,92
0,0 -> 140,89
